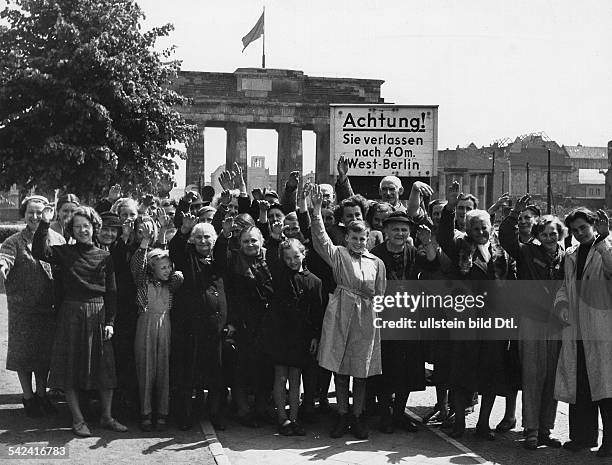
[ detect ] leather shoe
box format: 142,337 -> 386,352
495,417 -> 516,433
475,424 -> 496,440
72,421 -> 92,437
563,440 -> 595,452
100,417 -> 128,432
330,413 -> 350,438
351,415 -> 369,440
538,434 -> 561,448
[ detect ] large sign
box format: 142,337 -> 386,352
330,105 -> 438,177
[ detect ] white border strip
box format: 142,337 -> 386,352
200,419 -> 232,465
405,409 -> 493,465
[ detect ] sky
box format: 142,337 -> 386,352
138,0 -> 612,187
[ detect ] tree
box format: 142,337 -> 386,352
0,0 -> 197,199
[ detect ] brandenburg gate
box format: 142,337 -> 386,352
174,68 -> 384,189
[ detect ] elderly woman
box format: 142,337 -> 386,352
438,181 -> 513,440
554,208 -> 612,458
0,196 -> 65,417
499,195 -> 565,450
50,194 -> 80,243
169,214 -> 227,430
32,205 -> 127,437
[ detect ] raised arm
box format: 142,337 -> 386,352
335,156 -> 354,203
32,207 -> 60,264
310,185 -> 339,268
407,181 -> 434,217
437,181 -> 462,264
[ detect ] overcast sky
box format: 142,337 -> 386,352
139,0 -> 612,187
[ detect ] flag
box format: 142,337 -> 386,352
242,11 -> 264,52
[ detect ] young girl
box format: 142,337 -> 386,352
131,241 -> 184,432
268,239 -> 323,436
310,185 -> 387,440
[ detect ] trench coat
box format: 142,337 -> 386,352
554,237 -> 612,403
311,214 -> 387,378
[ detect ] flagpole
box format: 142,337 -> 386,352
262,6 -> 266,68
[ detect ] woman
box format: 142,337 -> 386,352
499,195 -> 565,450
32,205 -> 127,437
438,181 -> 512,439
554,208 -> 612,458
0,196 -> 65,417
50,194 -> 80,243
311,185 -> 387,440
169,215 -> 228,431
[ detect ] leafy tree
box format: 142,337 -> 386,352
0,0 -> 197,199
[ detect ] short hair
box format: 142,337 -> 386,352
67,206 -> 102,238
457,193 -> 479,208
523,205 -> 541,217
346,219 -> 370,235
531,215 -> 566,240
365,201 -> 393,227
19,195 -> 49,217
564,207 -> 598,228
56,194 -> 80,211
197,206 -> 216,218
465,209 -> 491,229
428,199 -> 447,216
268,203 -> 285,216
379,176 -> 403,191
190,222 -> 217,241
234,213 -> 255,230
239,225 -> 263,243
335,194 -> 368,224
111,197 -> 138,216
278,237 -> 306,259
147,248 -> 172,266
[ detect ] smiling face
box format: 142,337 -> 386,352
385,222 -> 411,248
371,210 -> 390,231
72,215 -> 94,244
25,201 -> 45,232
191,225 -> 216,256
151,257 -> 173,281
537,223 -> 560,252
268,207 -> 285,225
569,218 -> 595,244
97,226 -> 118,246
321,208 -> 335,227
282,245 -> 305,271
119,205 -> 138,222
342,205 -> 362,225
467,218 -> 491,245
346,230 -> 368,254
283,218 -> 301,239
380,181 -> 402,205
456,199 -> 475,225
58,202 -> 78,225
240,229 -> 262,257
518,209 -> 537,235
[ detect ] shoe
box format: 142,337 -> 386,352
379,412 -> 394,434
393,414 -> 418,432
36,394 -> 57,415
524,430 -> 538,450
22,396 -> 43,418
210,415 -> 227,431
156,415 -> 168,432
474,424 -> 496,441
140,414 -> 153,432
538,433 -> 561,448
100,417 -> 128,432
351,415 -> 369,440
495,417 -> 516,433
422,405 -> 448,424
440,411 -> 456,429
562,440 -> 593,452
596,445 -> 612,458
330,413 -> 350,438
278,420 -> 293,436
291,420 -> 306,436
72,421 -> 92,437
464,406 -> 475,415
236,412 -> 259,428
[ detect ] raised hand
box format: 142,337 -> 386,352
41,206 -> 54,223
258,199 -> 270,212
416,224 -> 432,245
513,194 -> 531,213
311,184 -> 323,213
301,182 -> 312,200
271,221 -> 283,238
184,191 -> 198,204
337,156 -> 349,180
180,213 -> 198,235
446,180 -> 461,209
122,218 -> 134,241
109,184 -> 122,202
595,209 -> 610,237
218,171 -> 232,191
286,171 -> 300,190
220,189 -> 232,206
412,181 -> 434,198
232,162 -> 246,191
252,188 -> 264,201
221,216 -> 234,237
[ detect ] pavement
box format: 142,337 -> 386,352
1,287 -> 607,464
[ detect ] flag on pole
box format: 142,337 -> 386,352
242,11 -> 264,52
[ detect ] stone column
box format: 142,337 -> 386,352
185,125 -> 205,187
276,124 -> 303,192
225,122 -> 248,173
438,171 -> 446,200
314,125 -> 332,185
481,174 -> 487,208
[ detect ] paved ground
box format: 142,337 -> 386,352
0,291 -> 217,465
1,285 -> 608,464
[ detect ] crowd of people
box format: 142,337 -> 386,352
1,158 -> 611,458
